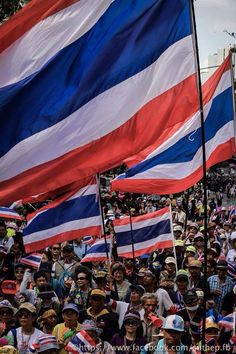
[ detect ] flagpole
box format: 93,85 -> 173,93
127,203 -> 136,267
190,1 -> 208,351
169,205 -> 178,273
96,174 -> 110,260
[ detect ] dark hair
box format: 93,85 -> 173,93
111,263 -> 126,278
42,250 -> 53,262
34,270 -> 47,282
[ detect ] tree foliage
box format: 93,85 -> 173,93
0,0 -> 31,23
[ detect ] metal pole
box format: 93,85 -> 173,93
190,1 -> 208,352
128,203 -> 136,268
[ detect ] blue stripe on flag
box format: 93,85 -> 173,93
0,0 -> 191,156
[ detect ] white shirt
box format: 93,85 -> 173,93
155,288 -> 173,316
8,327 -> 44,353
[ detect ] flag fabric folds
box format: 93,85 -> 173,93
66,330 -> 96,354
23,178 -> 102,253
114,207 -> 174,258
20,253 -> 42,269
0,206 -> 22,220
112,55 -> 236,194
218,313 -> 235,332
80,237 -> 111,263
0,0 -> 197,204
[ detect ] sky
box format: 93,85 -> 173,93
194,0 -> 236,67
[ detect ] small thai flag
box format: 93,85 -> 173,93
219,313 -> 234,331
20,253 -> 42,269
0,207 -> 22,221
80,237 -> 111,263
66,330 -> 96,353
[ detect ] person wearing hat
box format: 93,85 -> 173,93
53,245 -> 80,280
37,309 -> 58,334
159,257 -> 176,291
175,240 -> 185,269
191,318 -> 221,354
188,260 -> 210,297
169,270 -> 189,311
193,233 -> 204,259
52,303 -> 81,354
31,334 -> 59,354
138,270 -> 157,293
111,310 -> 147,354
181,246 -> 196,269
173,225 -> 183,240
36,283 -> 60,318
67,319 -> 115,354
106,284 -> 145,328
208,260 -> 234,312
7,302 -> 44,351
79,288 -> 119,342
0,300 -> 16,336
223,221 -> 232,241
177,289 -> 204,350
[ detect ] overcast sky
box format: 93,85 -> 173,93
194,0 -> 236,67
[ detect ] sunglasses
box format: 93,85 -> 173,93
15,270 -> 25,274
125,320 -> 138,326
77,277 -> 87,281
0,310 -> 12,316
52,247 -> 61,250
18,313 -> 32,318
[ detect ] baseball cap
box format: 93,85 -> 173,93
62,303 -> 80,314
1,281 -> 16,295
124,310 -> 141,323
186,246 -> 196,254
37,335 -> 59,353
183,289 -> 198,304
90,289 -> 106,299
175,240 -> 184,247
0,300 -> 16,314
173,225 -> 183,232
194,233 -> 204,240
162,315 -> 184,332
216,260 -> 228,270
165,257 -> 176,265
130,284 -> 145,296
176,269 -> 189,281
18,302 -> 36,314
190,222 -> 199,230
188,260 -> 202,268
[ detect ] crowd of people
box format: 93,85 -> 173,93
0,168 -> 236,353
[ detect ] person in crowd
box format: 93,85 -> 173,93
111,262 -> 131,301
159,257 -> 176,291
14,263 -> 26,293
50,244 -> 62,264
37,309 -> 58,334
38,262 -> 63,300
111,310 -> 147,354
53,245 -> 80,280
169,270 -> 189,310
31,334 -> 59,354
7,303 -> 44,351
79,288 -> 119,342
36,284 -> 61,317
140,293 -> 163,343
52,303 -> 80,354
188,260 -> 210,297
0,300 -> 16,336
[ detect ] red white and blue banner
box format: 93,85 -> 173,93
112,55 -> 236,194
80,236 -> 111,263
20,253 -> 42,269
0,0 -> 197,204
114,207 -> 174,258
0,207 -> 22,220
23,178 -> 102,253
66,330 -> 96,354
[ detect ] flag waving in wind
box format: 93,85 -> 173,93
114,207 -> 174,258
112,54 -> 236,195
23,177 -> 102,253
80,237 -> 111,263
0,0 -> 197,204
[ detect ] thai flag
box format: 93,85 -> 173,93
218,313 -> 235,332
82,236 -> 96,246
80,237 -> 111,263
114,207 -> 174,258
0,207 -> 22,221
111,55 -> 236,194
23,177 -> 102,253
20,253 -> 42,269
66,330 -> 96,354
0,0 -> 197,204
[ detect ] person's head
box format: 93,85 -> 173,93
41,250 -> 53,263
0,222 -> 6,238
76,272 -> 90,290
121,310 -> 143,337
38,309 -> 58,329
80,320 -> 103,344
39,262 -> 53,282
205,260 -> 216,278
205,319 -> 220,344
38,284 -> 55,304
17,303 -> 37,329
62,245 -> 74,262
188,260 -> 202,278
141,293 -> 158,316
62,304 -> 79,328
89,289 -> 106,312
189,223 -> 199,235
216,260 -> 228,280
173,226 -> 183,239
223,221 -> 231,231
36,334 -> 59,354
162,315 -> 184,347
129,285 -> 145,304
142,270 -> 155,287
93,271 -> 107,289
183,289 -> 199,312
194,233 -> 204,248
164,257 -> 176,274
14,263 -> 26,281
0,300 -> 15,325
51,244 -> 61,259
207,223 -> 216,237
175,240 -> 184,255
185,246 -> 196,258
175,270 -> 189,292
111,263 -> 126,283
33,271 -> 47,288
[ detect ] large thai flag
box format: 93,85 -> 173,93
0,0 -> 197,204
114,207 -> 174,258
80,236 -> 111,263
112,55 -> 236,194
23,178 -> 102,253
0,207 -> 22,220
